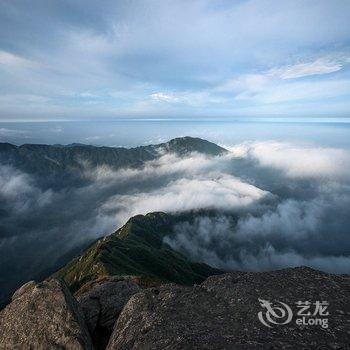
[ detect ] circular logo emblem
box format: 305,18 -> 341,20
258,298 -> 293,328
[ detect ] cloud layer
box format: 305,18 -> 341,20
103,175 -> 268,223
228,141 -> 350,180
162,142 -> 350,274
165,190 -> 350,274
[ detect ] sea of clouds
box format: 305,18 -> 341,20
1,140 -> 349,300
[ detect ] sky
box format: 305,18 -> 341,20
0,0 -> 350,121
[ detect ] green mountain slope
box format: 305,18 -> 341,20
55,212 -> 223,293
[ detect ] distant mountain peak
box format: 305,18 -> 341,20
52,143 -> 94,148
156,136 -> 227,156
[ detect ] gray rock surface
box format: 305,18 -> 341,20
0,279 -> 93,350
107,267 -> 350,350
77,276 -> 140,349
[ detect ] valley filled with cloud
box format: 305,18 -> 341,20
1,138 -> 349,302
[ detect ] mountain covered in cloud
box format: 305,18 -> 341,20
1,136 -> 350,308
0,137 -> 226,186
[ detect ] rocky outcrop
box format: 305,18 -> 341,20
77,276 -> 140,349
1,267 -> 349,349
0,279 -> 93,350
107,267 -> 350,350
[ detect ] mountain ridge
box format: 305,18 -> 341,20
0,136 -> 226,154
0,136 -> 226,187
54,211 -> 224,295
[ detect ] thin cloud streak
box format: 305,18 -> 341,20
267,58 -> 344,79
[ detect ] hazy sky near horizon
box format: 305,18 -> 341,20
1,0 -> 350,121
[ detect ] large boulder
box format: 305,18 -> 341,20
0,279 -> 93,350
77,276 -> 140,349
107,267 -> 350,349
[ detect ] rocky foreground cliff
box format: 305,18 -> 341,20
0,267 -> 349,349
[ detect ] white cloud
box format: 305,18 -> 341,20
229,141 -> 350,180
214,56 -> 349,105
101,174 -> 268,222
0,51 -> 34,67
0,166 -> 53,212
163,190 -> 350,274
83,150 -> 269,223
150,92 -> 180,103
216,74 -> 268,93
86,151 -> 238,185
149,91 -> 226,107
267,58 -> 343,79
218,74 -> 350,104
87,142 -> 350,229
235,199 -> 321,239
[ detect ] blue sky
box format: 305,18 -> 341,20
0,0 -> 350,121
